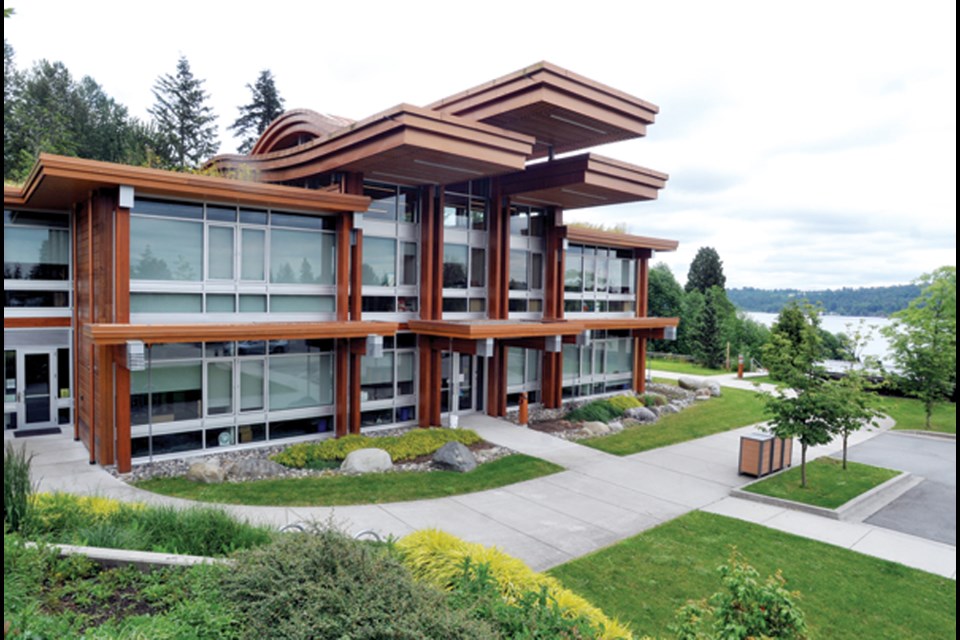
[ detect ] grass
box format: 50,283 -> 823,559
550,511 -> 956,640
135,454 -> 562,506
883,395 -> 956,434
582,386 -> 767,456
647,358 -> 725,376
742,457 -> 901,509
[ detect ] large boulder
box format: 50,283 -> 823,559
226,458 -> 288,481
659,403 -> 681,415
705,381 -> 722,397
341,448 -> 393,474
678,376 -> 707,392
607,420 -> 625,434
185,458 -> 226,484
581,421 -> 611,436
625,406 -> 658,423
432,441 -> 478,473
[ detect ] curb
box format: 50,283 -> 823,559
731,471 -> 921,522
891,430 -> 956,441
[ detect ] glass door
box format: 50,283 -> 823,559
440,352 -> 485,417
17,349 -> 58,430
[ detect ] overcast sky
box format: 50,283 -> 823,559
6,0 -> 956,290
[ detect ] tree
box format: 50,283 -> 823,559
685,246 -> 726,293
832,321 -> 882,468
676,289 -> 704,357
648,262 -> 684,353
229,69 -> 285,154
693,286 -> 727,369
149,56 -> 219,170
4,39 -> 21,177
882,267 -> 957,428
761,301 -> 822,382
723,311 -> 771,371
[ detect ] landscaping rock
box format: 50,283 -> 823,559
706,381 -> 722,397
341,448 -> 393,474
607,420 -> 625,434
678,376 -> 707,391
185,458 -> 226,484
660,403 -> 681,415
225,458 -> 288,481
625,406 -> 658,422
432,441 -> 478,473
581,421 -> 611,436
695,391 -> 712,401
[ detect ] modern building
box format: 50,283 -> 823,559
4,62 -> 678,472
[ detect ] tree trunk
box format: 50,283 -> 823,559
925,401 -> 933,429
800,443 -> 808,488
842,432 -> 848,470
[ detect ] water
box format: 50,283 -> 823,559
746,312 -> 894,362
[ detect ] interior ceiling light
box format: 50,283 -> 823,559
413,159 -> 484,175
549,114 -> 607,135
561,188 -> 608,201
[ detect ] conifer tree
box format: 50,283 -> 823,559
229,69 -> 285,154
685,246 -> 726,293
149,56 -> 219,170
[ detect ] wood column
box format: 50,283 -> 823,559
335,340 -> 349,436
343,172 -> 364,321
429,347 -> 442,426
418,337 -> 434,427
349,344 -> 362,434
336,218 -> 351,323
114,200 -> 132,472
420,186 -> 438,320
634,251 -> 652,395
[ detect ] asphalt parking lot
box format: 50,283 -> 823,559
838,432 -> 956,546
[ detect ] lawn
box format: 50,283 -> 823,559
582,386 -> 767,456
648,358 -> 725,376
135,454 -> 561,506
742,457 -> 901,509
550,511 -> 956,640
882,395 -> 956,434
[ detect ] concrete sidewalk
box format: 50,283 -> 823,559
14,396 -> 955,578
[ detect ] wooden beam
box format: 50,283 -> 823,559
83,321 -> 400,345
429,347 -> 442,426
335,341 -> 348,437
3,317 -> 72,329
419,186 -> 436,320
336,216 -> 350,322
418,337 -> 434,427
115,202 -> 130,323
349,345 -> 361,434
351,229 -> 363,321
94,345 -> 114,466
114,348 -> 131,473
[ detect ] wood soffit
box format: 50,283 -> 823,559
566,225 -> 679,252
82,321 -> 400,345
407,319 -> 587,339
577,317 -> 680,330
5,154 -> 371,213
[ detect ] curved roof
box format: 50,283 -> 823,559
250,109 -> 354,155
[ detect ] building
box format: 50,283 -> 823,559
3,62 -> 678,472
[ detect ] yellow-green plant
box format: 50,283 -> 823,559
397,529 -> 633,639
607,395 -> 643,413
272,429 -> 483,468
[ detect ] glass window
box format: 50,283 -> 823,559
206,294 -> 236,313
401,242 -> 417,286
241,228 -> 265,281
271,212 -> 326,230
271,295 -> 335,313
363,237 -> 397,286
365,183 -> 397,220
470,199 -> 486,230
57,348 -> 70,399
130,293 -> 202,313
531,253 -> 543,290
397,352 -> 415,395
5,351 -> 16,404
443,244 -> 468,288
131,363 -> 202,425
240,208 -> 268,225
583,251 -> 595,292
208,226 -> 234,279
565,254 -> 583,292
509,250 -> 528,291
239,295 -> 267,313
443,195 -> 469,228
207,205 -> 236,222
269,354 -> 331,410
470,248 -> 486,287
507,348 -> 525,386
271,229 -> 322,284
4,225 -> 70,281
131,217 -> 203,281
133,198 -> 202,219
361,352 -> 394,401
239,360 -> 265,411
562,345 -> 579,380
207,362 -> 233,415
5,291 -> 69,308
399,186 -> 419,223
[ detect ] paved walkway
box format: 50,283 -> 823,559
14,372 -> 955,579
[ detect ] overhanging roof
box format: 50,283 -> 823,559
208,104 -> 535,186
429,62 -> 659,158
4,154 -> 369,213
83,321 -> 399,345
577,317 -> 679,331
500,153 -> 668,209
407,319 -> 586,340
566,225 -> 679,252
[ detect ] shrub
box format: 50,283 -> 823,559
606,395 -> 642,413
221,528 -> 492,639
4,442 -> 36,532
450,558 -> 605,639
671,548 -> 807,640
272,428 -> 484,469
27,493 -> 272,556
566,400 -> 622,424
397,529 -> 632,639
641,393 -> 668,407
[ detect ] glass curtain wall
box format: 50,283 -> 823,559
4,210 -> 71,313
442,183 -> 488,315
360,182 -> 420,315
564,244 -> 636,314
507,205 -> 545,316
561,330 -> 634,398
359,333 -> 417,427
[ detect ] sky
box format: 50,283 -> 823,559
6,0 -> 956,290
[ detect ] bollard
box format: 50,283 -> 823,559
737,354 -> 744,379
518,391 -> 529,426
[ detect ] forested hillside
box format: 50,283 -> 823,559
728,285 -> 920,316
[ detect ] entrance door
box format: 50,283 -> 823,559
13,350 -> 59,430
440,352 -> 485,416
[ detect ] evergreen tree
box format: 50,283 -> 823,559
693,286 -> 727,369
685,246 -> 726,293
4,39 -> 20,178
149,56 -> 219,170
229,69 -> 285,154
761,301 -> 822,381
676,289 -> 705,357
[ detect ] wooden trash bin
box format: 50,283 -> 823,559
739,432 -> 793,477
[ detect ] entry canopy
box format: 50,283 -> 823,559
407,319 -> 586,340
83,321 -> 400,345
